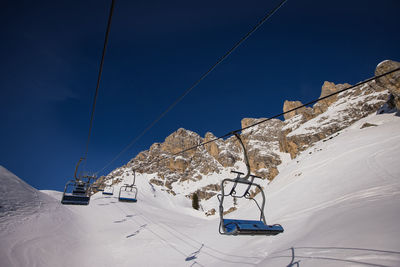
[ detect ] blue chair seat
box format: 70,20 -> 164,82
118,197 -> 137,202
61,194 -> 90,205
223,219 -> 284,236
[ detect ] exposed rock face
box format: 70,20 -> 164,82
279,62 -> 392,159
241,118 -> 283,179
123,119 -> 285,199
196,184 -> 221,200
375,60 -> 400,110
279,130 -> 299,159
101,59 -> 399,215
283,101 -> 313,121
205,208 -> 216,216
204,132 -> 239,168
128,128 -> 222,195
313,81 -> 351,115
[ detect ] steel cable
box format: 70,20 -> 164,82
96,0 -> 289,174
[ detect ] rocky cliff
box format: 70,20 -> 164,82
279,60 -> 399,159
99,60 -> 400,215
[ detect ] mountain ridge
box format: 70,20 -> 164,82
97,59 -> 400,216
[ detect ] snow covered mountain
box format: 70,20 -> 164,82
1,111 -> 400,266
98,60 -> 399,217
1,60 -> 400,266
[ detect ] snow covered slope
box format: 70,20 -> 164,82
0,167 -> 85,267
1,112 -> 400,266
257,112 -> 400,266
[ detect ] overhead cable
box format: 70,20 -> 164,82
83,0 -> 116,163
95,0 -> 289,175
133,67 -> 400,171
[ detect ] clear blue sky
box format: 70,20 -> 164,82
1,0 -> 399,191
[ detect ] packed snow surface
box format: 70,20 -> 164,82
1,113 -> 400,266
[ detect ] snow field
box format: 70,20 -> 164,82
1,112 -> 400,266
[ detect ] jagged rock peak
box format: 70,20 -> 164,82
105,59 -> 397,206
282,101 -> 312,121
320,81 -> 340,98
241,117 -> 281,129
313,81 -> 351,116
241,118 -> 283,141
161,128 -> 202,155
282,81 -> 353,121
279,60 -> 396,160
375,59 -> 400,110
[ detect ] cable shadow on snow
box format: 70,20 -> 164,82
114,202 -> 207,266
153,222 -> 260,266
115,201 -> 257,266
162,223 -> 263,262
287,247 -> 300,267
269,246 -> 399,267
126,224 -> 147,238
186,244 -> 204,262
113,219 -> 127,223
113,214 -> 139,224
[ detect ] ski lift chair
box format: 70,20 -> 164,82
217,133 -> 284,236
61,180 -> 91,205
61,158 -> 96,205
102,185 -> 114,195
118,170 -> 138,202
118,184 -> 138,202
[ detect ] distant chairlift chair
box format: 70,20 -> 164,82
217,133 -> 284,236
61,158 -> 96,205
102,184 -> 114,195
118,170 -> 138,202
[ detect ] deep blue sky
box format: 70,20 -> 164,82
1,0 -> 399,190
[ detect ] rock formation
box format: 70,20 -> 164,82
279,61 -> 395,159
375,60 -> 400,110
283,100 -> 313,121
97,59 -> 399,215
313,81 -> 352,116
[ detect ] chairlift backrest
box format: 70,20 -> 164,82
118,184 -> 138,202
219,174 -> 267,223
61,158 -> 94,205
217,133 -> 283,235
61,179 -> 90,205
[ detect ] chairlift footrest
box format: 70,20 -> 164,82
61,195 -> 90,205
223,219 -> 283,236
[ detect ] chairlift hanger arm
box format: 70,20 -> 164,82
132,169 -> 136,186
233,133 -> 250,180
74,158 -> 85,181
218,177 -> 268,233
